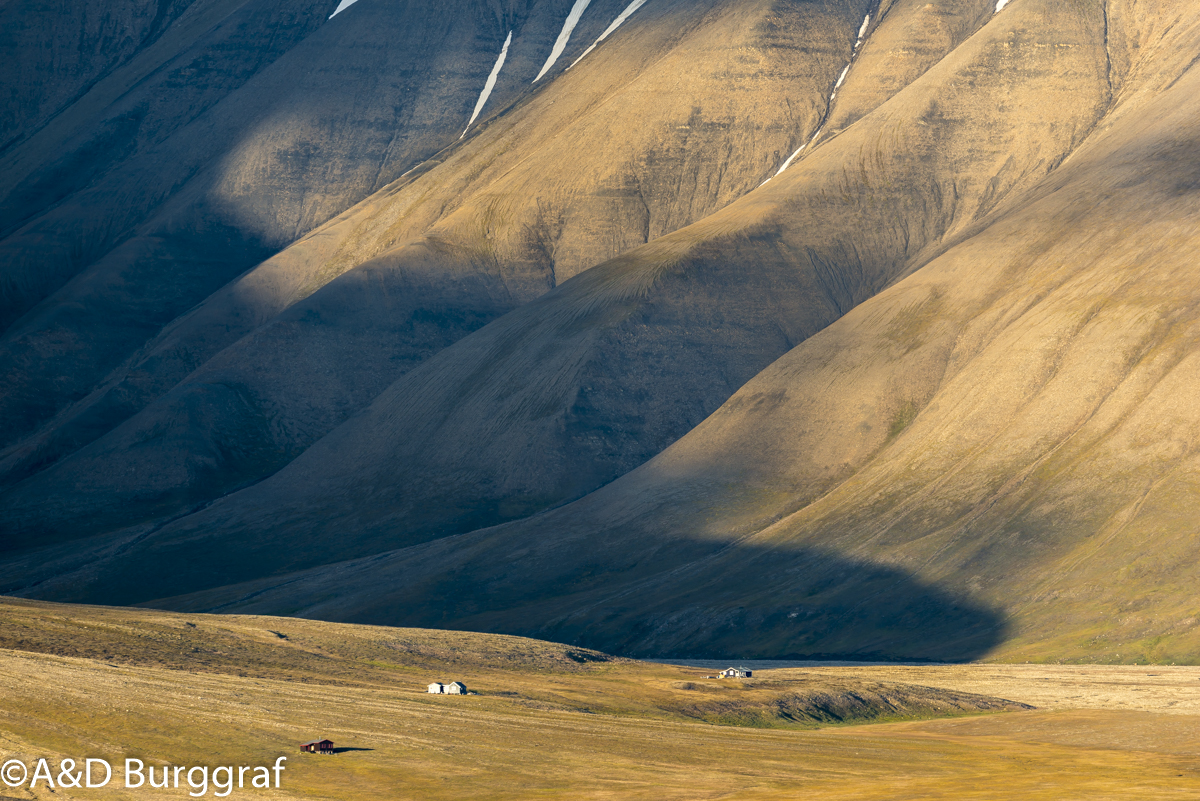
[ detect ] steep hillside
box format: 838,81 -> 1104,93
4,0 -> 1200,665
1,0 -> 886,545
0,0 -> 199,151
3,0 -> 1114,612
0,0 -> 643,452
131,0 -> 1200,664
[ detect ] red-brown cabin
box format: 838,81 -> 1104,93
300,739 -> 334,754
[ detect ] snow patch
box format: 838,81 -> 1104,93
535,0 -> 593,82
462,31 -> 513,139
834,64 -> 850,89
328,0 -> 360,19
569,0 -> 651,70
770,12 -> 871,180
995,0 -> 1011,11
772,125 -> 827,178
775,144 -> 806,177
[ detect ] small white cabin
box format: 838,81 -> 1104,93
428,681 -> 468,694
719,667 -> 752,678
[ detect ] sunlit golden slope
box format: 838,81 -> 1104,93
4,0 -> 759,477
0,0 -> 880,537
66,0 -> 1200,664
5,0 -> 1200,665
4,0 -> 1095,597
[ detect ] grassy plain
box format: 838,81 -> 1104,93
1,599 -> 1198,800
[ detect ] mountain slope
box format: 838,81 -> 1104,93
128,0 -> 1200,663
0,0 -> 633,451
5,0 -> 1122,613
0,0 -> 885,546
4,0 -> 1200,665
0,0 -> 200,152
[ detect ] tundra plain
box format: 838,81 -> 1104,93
1,599 -> 1198,800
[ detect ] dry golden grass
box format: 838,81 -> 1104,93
766,663 -> 1200,715
1,600 -> 1199,799
0,599 -> 1023,728
3,651 -> 1199,800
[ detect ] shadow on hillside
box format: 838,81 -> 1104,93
89,520 -> 1010,663
394,540 -> 1012,664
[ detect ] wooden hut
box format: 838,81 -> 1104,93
719,667 -> 752,678
428,682 -> 446,694
445,681 -> 467,694
300,740 -> 335,754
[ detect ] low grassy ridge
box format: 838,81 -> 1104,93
3,598 -> 1199,799
0,598 -> 1024,729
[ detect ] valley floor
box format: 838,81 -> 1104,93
0,600 -> 1198,799
657,659 -> 1200,715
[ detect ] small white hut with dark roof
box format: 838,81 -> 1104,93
719,667 -> 752,678
428,681 -> 468,694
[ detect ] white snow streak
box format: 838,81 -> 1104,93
462,31 -> 513,139
569,0 -> 651,70
535,0 -> 593,82
773,127 -> 824,179
774,145 -> 806,177
769,11 -> 871,179
834,63 -> 850,89
995,0 -> 1010,11
328,0 -> 360,19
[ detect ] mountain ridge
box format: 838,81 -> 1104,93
4,0 -> 1200,663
